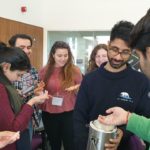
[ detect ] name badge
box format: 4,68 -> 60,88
52,96 -> 63,106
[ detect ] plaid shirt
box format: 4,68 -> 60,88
13,67 -> 41,127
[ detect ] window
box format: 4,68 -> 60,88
47,31 -> 110,74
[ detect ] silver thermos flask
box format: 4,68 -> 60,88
86,120 -> 117,150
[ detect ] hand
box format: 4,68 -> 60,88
0,131 -> 20,149
34,81 -> 45,96
98,107 -> 130,126
17,89 -> 28,98
27,90 -> 51,106
65,84 -> 80,92
105,129 -> 123,150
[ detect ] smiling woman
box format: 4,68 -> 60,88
38,41 -> 83,150
87,44 -> 108,73
52,48 -> 69,68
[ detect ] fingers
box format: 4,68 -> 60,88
105,129 -> 123,150
34,81 -> 45,95
65,84 -> 80,92
38,90 -> 52,99
10,131 -> 20,141
40,92 -> 50,99
37,81 -> 45,88
98,115 -> 108,125
98,115 -> 114,125
0,131 -> 16,137
116,129 -> 123,139
65,87 -> 73,92
44,90 -> 52,98
105,143 -> 117,150
34,86 -> 43,91
34,86 -> 44,94
105,107 -> 116,114
109,138 -> 120,144
0,131 -> 20,145
98,115 -> 105,121
105,138 -> 119,150
105,139 -> 119,150
65,86 -> 76,91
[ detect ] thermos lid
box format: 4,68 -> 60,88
92,120 -> 115,132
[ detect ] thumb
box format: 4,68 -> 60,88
106,107 -> 116,114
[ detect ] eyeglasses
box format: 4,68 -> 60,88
108,46 -> 131,59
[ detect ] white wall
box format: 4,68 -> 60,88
0,0 -> 149,64
0,0 -> 150,31
0,0 -> 44,27
42,0 -> 150,31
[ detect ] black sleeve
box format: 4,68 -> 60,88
73,77 -> 90,150
119,78 -> 150,148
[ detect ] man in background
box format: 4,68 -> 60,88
9,34 -> 40,149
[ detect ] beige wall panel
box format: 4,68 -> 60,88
0,17 -> 43,70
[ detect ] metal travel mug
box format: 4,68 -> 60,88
86,120 -> 117,150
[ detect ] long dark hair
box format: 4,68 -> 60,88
130,9 -> 150,57
0,45 -> 31,71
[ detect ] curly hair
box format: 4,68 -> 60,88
87,44 -> 108,73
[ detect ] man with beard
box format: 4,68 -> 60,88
74,21 -> 150,150
98,9 -> 150,150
